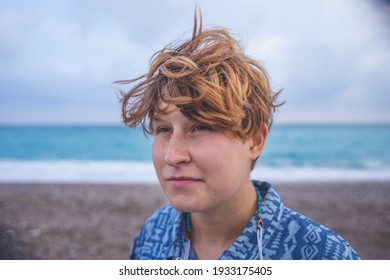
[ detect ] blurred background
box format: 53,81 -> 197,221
0,0 -> 389,125
0,0 -> 389,183
0,0 -> 389,260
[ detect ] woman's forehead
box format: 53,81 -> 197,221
152,102 -> 181,120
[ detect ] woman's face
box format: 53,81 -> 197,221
151,103 -> 264,214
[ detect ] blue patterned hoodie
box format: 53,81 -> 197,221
129,181 -> 360,260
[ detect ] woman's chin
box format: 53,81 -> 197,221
171,204 -> 196,213
169,200 -> 202,213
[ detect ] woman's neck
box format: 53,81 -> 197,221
189,183 -> 257,260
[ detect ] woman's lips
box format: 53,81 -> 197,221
167,177 -> 201,188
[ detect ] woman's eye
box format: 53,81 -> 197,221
192,125 -> 211,132
156,126 -> 171,134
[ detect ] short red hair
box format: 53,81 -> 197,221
118,9 -> 282,139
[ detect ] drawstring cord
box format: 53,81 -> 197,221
183,238 -> 191,260
256,212 -> 264,260
183,187 -> 264,260
256,188 -> 264,260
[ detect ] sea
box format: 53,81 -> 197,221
0,124 -> 389,183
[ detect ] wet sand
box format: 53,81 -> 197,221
0,182 -> 389,259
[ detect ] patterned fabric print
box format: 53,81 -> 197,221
129,181 -> 360,260
128,206 -> 182,260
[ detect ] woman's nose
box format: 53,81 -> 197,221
164,133 -> 191,166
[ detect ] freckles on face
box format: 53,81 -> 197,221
151,106 -> 254,213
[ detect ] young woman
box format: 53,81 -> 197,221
118,10 -> 360,260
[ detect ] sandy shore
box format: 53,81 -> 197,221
0,181 -> 389,260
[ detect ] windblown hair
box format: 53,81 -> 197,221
118,9 -> 282,139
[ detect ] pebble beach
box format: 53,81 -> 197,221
1,181 -> 389,260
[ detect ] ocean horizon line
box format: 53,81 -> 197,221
1,122 -> 390,128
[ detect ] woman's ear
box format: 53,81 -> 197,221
249,125 -> 269,160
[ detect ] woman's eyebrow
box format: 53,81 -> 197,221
152,116 -> 164,122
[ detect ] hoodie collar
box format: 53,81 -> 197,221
166,181 -> 283,260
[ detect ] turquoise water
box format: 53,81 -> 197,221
0,126 -> 152,161
0,124 -> 389,182
262,125 -> 390,169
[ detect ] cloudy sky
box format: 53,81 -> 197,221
1,0 -> 389,125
